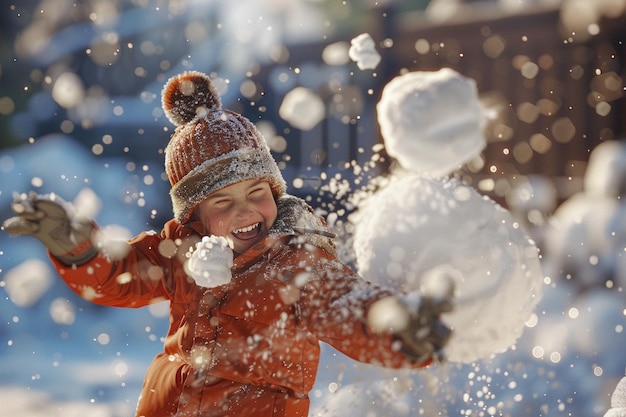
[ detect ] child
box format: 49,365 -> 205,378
3,71 -> 452,417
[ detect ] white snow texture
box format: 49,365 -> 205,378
186,235 -> 234,288
353,174 -> 543,363
352,67 -> 543,363
376,68 -> 487,177
605,377 -> 626,417
348,33 -> 381,70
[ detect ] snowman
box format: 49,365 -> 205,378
352,68 -> 544,364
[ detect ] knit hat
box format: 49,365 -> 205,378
161,71 -> 287,224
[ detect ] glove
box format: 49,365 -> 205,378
368,273 -> 455,364
2,191 -> 97,265
186,235 -> 234,288
395,289 -> 453,363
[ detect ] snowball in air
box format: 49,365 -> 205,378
279,87 -> 325,131
52,72 -> 85,109
4,259 -> 53,307
94,224 -> 132,262
352,174 -> 543,363
186,235 -> 234,288
348,33 -> 381,70
377,68 -> 487,177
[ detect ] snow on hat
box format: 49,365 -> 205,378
161,71 -> 287,224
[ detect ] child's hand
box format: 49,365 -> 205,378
400,272 -> 455,363
395,293 -> 453,363
2,192 -> 97,265
186,236 -> 234,288
368,273 -> 455,364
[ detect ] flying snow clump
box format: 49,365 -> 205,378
348,33 -> 381,70
377,68 -> 488,177
4,259 -> 53,307
278,86 -> 326,131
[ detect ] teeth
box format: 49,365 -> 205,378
233,223 -> 259,235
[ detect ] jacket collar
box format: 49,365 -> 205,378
232,234 -> 289,272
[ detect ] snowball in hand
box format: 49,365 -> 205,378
348,33 -> 381,70
186,236 -> 234,288
352,175 -> 543,363
377,68 -> 487,177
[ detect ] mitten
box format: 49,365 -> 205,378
395,291 -> 453,363
186,235 -> 234,288
368,273 -> 455,363
2,192 -> 97,265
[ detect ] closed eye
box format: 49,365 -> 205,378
249,187 -> 265,197
212,198 -> 232,208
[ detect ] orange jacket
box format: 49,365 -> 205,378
50,197 -> 429,417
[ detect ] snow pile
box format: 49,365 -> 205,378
543,140 -> 626,288
186,235 -> 234,288
312,374 -> 418,416
0,387 -> 125,417
506,175 -> 558,217
348,33 -> 381,71
543,192 -> 618,286
505,174 -> 558,241
605,377 -> 626,417
376,68 -> 488,177
353,174 -> 543,363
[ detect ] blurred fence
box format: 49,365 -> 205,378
246,4 -> 626,207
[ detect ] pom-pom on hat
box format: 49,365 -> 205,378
162,71 -> 287,224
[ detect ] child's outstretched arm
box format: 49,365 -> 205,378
292,244 -> 454,368
3,191 -> 187,308
3,192 -> 97,266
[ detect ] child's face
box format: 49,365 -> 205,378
196,179 -> 278,255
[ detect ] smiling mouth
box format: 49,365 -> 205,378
231,222 -> 262,241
